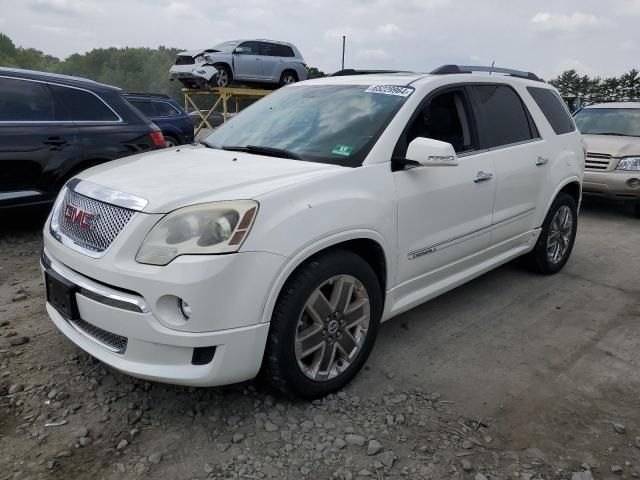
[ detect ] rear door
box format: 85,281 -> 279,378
468,84 -> 546,246
0,76 -> 79,205
258,42 -> 279,82
233,41 -> 262,80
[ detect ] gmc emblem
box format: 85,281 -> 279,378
64,204 -> 96,230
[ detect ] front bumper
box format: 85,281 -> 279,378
168,64 -> 218,82
42,217 -> 285,386
583,170 -> 640,201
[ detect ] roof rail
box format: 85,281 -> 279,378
330,69 -> 413,77
123,92 -> 171,99
430,64 -> 543,82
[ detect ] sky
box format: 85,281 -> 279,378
1,0 -> 640,79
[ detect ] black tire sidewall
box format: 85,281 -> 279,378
279,71 -> 297,87
533,193 -> 578,274
265,250 -> 382,399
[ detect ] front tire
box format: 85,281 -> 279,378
262,250 -> 382,399
213,64 -> 232,87
524,193 -> 577,274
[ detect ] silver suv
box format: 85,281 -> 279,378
169,39 -> 308,89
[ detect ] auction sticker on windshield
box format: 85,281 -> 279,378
365,85 -> 414,97
332,144 -> 354,156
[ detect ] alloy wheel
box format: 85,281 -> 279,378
546,205 -> 573,264
216,70 -> 229,87
294,275 -> 370,381
282,74 -> 296,85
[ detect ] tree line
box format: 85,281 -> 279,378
0,33 -> 326,103
549,68 -> 640,105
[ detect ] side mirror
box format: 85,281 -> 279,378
405,137 -> 458,167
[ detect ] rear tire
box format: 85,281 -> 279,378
523,193 -> 577,274
164,135 -> 179,148
279,70 -> 297,87
262,250 -> 382,399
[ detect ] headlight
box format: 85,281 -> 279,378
136,200 -> 258,266
616,157 -> 640,171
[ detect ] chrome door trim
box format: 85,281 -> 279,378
69,178 -> 148,211
407,207 -> 536,260
0,190 -> 43,201
42,249 -> 149,314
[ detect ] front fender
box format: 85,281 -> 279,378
257,229 -> 392,325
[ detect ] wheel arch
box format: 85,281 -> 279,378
258,230 -> 390,325
214,61 -> 233,77
541,177 -> 582,224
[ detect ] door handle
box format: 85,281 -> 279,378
536,156 -> 549,166
44,137 -> 67,146
473,171 -> 493,183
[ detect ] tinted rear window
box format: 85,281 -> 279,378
271,44 -> 295,57
527,87 -> 575,135
50,85 -> 119,122
0,77 -> 54,121
471,85 -> 536,148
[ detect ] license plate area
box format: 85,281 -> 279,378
45,271 -> 79,320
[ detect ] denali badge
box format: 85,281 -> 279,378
64,204 -> 96,230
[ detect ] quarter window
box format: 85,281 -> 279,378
0,77 -> 54,122
271,44 -> 295,57
471,85 -> 536,148
50,85 -> 119,122
527,87 -> 575,135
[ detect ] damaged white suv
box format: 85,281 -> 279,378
43,66 -> 584,398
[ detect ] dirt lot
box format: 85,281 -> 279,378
1,199 -> 639,480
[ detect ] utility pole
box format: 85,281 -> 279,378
341,35 -> 346,70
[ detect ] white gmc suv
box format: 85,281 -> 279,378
42,65 -> 584,399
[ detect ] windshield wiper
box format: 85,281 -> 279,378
199,140 -> 218,149
593,132 -> 637,137
222,145 -> 301,160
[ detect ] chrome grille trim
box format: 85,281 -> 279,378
70,179 -> 148,211
68,317 -> 128,354
50,185 -> 138,258
585,152 -> 613,171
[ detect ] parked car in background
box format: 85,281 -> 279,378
42,65 -> 583,398
124,93 -> 194,147
169,39 -> 308,88
0,68 -> 165,209
573,102 -> 640,217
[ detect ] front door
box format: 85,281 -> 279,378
232,41 -> 262,80
394,87 -> 495,299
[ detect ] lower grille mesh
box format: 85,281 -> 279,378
68,318 -> 128,354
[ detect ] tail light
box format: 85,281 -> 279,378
302,63 -> 309,70
150,131 -> 165,148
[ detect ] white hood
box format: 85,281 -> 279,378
77,145 -> 345,213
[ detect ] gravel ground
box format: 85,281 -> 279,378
1,199 -> 639,480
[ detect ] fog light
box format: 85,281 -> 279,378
178,299 -> 192,319
627,178 -> 640,189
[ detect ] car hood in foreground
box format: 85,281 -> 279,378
76,145 -> 345,213
582,134 -> 640,158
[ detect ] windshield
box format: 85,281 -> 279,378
574,107 -> 640,137
211,41 -> 240,53
202,84 -> 412,166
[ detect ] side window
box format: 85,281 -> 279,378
153,101 -> 180,117
259,42 -> 273,56
0,77 -> 54,121
271,44 -> 294,57
50,85 -> 119,122
471,85 -> 536,148
237,41 -> 259,55
130,100 -> 156,117
527,87 -> 575,135
397,89 -> 476,156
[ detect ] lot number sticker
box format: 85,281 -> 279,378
332,144 -> 354,156
365,85 -> 414,97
